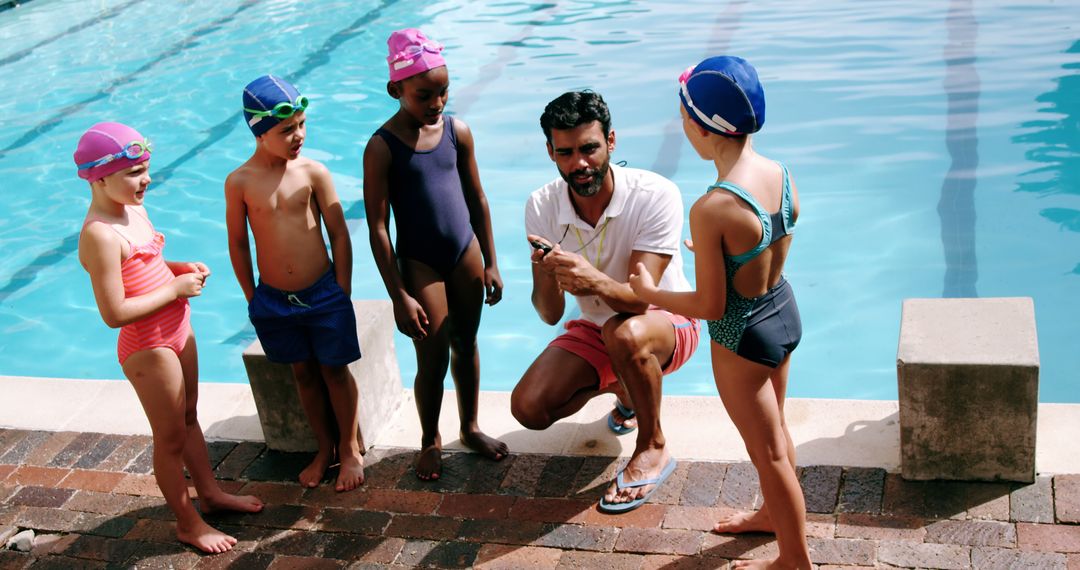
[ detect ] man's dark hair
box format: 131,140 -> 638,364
540,91 -> 612,143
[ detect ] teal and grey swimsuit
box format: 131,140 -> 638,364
707,162 -> 802,368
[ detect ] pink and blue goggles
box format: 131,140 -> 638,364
76,139 -> 152,171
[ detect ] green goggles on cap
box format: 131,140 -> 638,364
244,95 -> 309,126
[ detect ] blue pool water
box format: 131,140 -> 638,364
0,0 -> 1077,401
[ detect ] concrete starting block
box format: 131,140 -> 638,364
243,300 -> 404,452
896,297 -> 1039,483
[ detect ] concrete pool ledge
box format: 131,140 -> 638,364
2,374 -> 1078,475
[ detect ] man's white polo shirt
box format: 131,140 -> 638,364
524,164 -> 691,326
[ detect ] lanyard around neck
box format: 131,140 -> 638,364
572,217 -> 610,268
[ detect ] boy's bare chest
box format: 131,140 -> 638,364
248,183 -> 317,218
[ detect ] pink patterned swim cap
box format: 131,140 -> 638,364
386,28 -> 446,82
73,122 -> 151,182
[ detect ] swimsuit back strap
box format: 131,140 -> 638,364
709,181 -> 771,264
777,161 -> 796,235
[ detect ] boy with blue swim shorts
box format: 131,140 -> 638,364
225,74 -> 365,492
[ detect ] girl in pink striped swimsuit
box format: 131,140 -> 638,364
107,205 -> 191,365
75,122 -> 262,554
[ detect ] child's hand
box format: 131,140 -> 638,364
683,239 -> 695,253
189,262 -> 211,281
628,262 -> 657,296
484,266 -> 503,306
393,295 -> 428,340
172,273 -> 206,299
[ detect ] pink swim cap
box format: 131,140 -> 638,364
386,28 -> 446,82
74,122 -> 151,183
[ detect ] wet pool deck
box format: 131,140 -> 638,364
1,377 -> 1079,568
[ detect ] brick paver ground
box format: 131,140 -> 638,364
0,428 -> 1077,568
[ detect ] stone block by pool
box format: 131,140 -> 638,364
243,300 -> 404,453
897,297 -> 1039,483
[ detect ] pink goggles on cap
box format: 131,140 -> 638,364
74,122 -> 153,182
76,139 -> 152,171
388,41 -> 444,70
386,28 -> 447,82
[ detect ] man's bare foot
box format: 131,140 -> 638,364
415,443 -> 442,480
460,428 -> 508,461
199,492 -> 264,514
335,451 -> 365,492
299,449 -> 334,488
176,519 -> 238,554
714,509 -> 775,534
602,447 -> 670,506
609,405 -> 637,432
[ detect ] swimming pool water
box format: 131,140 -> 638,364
0,0 -> 1077,401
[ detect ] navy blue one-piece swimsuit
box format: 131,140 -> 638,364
375,118 -> 475,276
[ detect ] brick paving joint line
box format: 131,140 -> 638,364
4,432 -> 1080,568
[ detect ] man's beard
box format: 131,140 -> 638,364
561,159 -> 610,198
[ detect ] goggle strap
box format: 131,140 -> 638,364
387,42 -> 443,66
243,97 -> 307,122
680,81 -> 739,134
77,156 -> 112,170
76,140 -> 150,170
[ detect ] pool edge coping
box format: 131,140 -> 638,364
2,374 -> 1077,474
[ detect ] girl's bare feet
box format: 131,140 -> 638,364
299,449 -> 334,488
732,556 -> 812,569
731,559 -> 775,569
714,509 -> 775,534
176,519 -> 238,554
336,451 -> 365,491
199,492 -> 264,514
415,443 -> 442,480
460,428 -> 508,461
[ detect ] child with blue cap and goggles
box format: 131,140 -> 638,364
630,55 -> 810,570
227,74 -> 366,493
242,74 -> 309,137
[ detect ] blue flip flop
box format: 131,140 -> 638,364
607,400 -> 637,435
597,458 -> 677,513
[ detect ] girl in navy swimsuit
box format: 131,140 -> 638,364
630,56 -> 811,569
363,28 -> 508,480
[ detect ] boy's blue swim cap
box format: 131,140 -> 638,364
242,75 -> 304,137
678,56 -> 765,135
